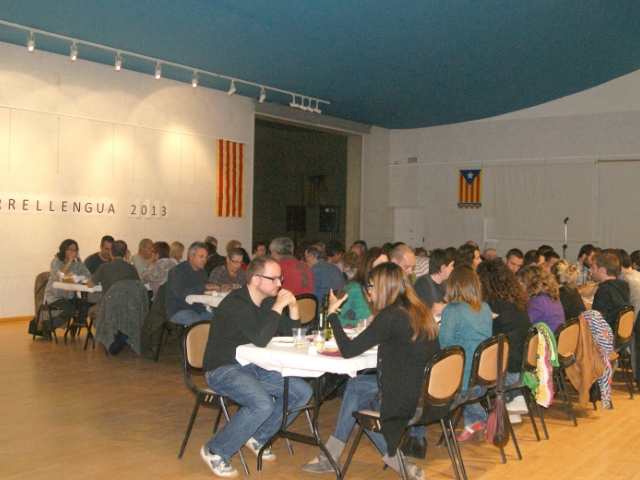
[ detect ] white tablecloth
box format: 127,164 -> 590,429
236,342 -> 377,378
52,281 -> 102,293
186,292 -> 228,309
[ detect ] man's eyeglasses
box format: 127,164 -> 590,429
258,274 -> 284,284
365,284 -> 374,292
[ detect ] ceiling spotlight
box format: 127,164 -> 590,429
69,42 -> 78,61
26,32 -> 35,52
191,72 -> 198,87
259,88 -> 266,104
114,52 -> 123,71
154,62 -> 162,80
227,80 -> 236,96
289,95 -> 299,108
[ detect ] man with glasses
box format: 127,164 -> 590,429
209,247 -> 247,292
200,256 -> 312,478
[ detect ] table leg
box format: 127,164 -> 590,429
256,376 -> 342,480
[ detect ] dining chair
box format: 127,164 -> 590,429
613,306 -> 636,399
341,345 -> 468,480
178,320 -> 249,476
503,327 -> 549,440
448,334 -> 520,464
553,317 -> 581,426
295,293 -> 318,331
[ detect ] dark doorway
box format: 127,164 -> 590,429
253,119 -> 347,253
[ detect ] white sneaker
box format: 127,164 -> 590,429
506,396 -> 528,415
200,446 -> 239,478
509,414 -> 522,424
245,437 -> 277,462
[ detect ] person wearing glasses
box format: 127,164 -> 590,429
165,241 -> 218,326
42,239 -> 91,339
208,248 -> 247,293
200,255 -> 312,478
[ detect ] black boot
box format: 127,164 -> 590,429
401,435 -> 427,460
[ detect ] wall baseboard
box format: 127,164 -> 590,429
0,316 -> 31,325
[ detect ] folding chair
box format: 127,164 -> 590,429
342,345 -> 468,480
178,321 -> 249,476
613,306 -> 636,399
553,317 -> 581,426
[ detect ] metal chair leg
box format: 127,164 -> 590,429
340,423 -> 366,478
440,419 -> 461,480
522,389 -> 541,441
448,418 -> 468,480
178,398 -> 202,459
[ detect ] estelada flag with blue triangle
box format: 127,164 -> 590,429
458,169 -> 482,208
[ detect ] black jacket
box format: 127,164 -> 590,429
593,279 -> 630,328
330,306 -> 440,454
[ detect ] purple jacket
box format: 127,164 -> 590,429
528,294 -> 566,334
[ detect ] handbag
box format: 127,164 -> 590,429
484,334 -> 510,447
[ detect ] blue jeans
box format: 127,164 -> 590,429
170,309 -> 212,326
461,386 -> 488,427
205,363 -> 312,461
333,375 -> 387,455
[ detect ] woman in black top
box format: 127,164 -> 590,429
552,260 -> 586,320
477,260 -> 532,415
302,263 -> 439,480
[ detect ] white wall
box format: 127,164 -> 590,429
381,68 -> 640,258
0,41 -> 255,318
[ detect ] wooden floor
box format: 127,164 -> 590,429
3,322 -> 640,480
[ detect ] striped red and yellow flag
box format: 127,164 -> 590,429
216,140 -> 246,217
458,169 -> 482,209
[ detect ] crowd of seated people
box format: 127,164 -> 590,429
39,234 -> 640,479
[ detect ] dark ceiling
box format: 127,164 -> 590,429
1,1 -> 640,129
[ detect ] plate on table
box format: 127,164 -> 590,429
270,337 -> 294,345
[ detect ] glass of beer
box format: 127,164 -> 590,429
312,330 -> 326,352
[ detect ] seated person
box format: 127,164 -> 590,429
204,236 -> 227,275
503,248 -> 524,274
544,251 -> 561,272
165,241 -> 217,326
439,265 -> 493,442
87,240 -> 139,294
341,251 -> 359,281
269,237 -> 314,296
42,239 -> 91,337
552,260 -> 586,320
477,260 -> 532,422
170,241 -> 184,264
252,241 -> 267,258
306,246 -> 345,305
139,241 -> 176,300
336,247 -> 388,327
592,252 -> 631,328
302,263 -> 439,480
200,256 -> 312,478
131,238 -> 153,274
208,248 -> 247,292
415,248 -> 455,317
84,235 -> 114,274
519,265 -> 566,332
455,244 -> 482,271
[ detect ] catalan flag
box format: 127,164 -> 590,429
216,140 -> 246,217
458,169 -> 482,208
